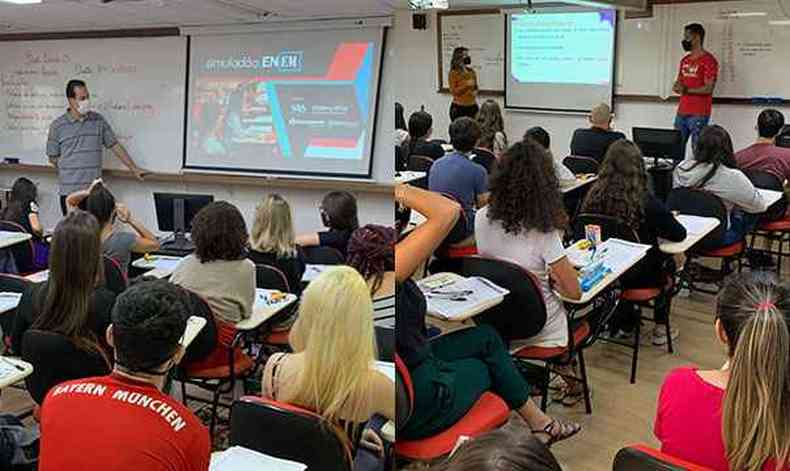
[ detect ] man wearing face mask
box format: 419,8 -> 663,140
37,280 -> 211,471
672,23 -> 719,159
46,80 -> 149,215
449,46 -> 479,121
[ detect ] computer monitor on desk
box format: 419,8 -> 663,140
633,127 -> 684,168
154,193 -> 214,252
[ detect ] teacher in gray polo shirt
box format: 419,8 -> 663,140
46,79 -> 148,214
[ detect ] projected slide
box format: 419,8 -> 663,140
186,28 -> 383,177
506,9 -> 616,112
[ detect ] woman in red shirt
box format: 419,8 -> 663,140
654,272 -> 789,471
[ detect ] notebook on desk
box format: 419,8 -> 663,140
210,446 -> 306,471
418,276 -> 509,321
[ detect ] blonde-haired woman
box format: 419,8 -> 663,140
655,271 -> 790,471
449,46 -> 479,121
262,266 -> 394,454
476,99 -> 507,157
248,194 -> 305,295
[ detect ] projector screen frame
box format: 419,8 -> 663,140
503,7 -> 619,115
180,26 -> 389,181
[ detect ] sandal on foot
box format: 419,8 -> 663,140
531,418 -> 582,447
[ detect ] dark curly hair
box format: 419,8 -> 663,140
581,139 -> 647,229
191,201 -> 248,263
346,224 -> 395,294
487,139 -> 567,234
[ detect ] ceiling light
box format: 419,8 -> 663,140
0,0 -> 42,4
723,12 -> 768,18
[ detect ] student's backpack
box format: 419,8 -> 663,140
0,414 -> 38,470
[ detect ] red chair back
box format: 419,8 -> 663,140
394,353 -> 414,431
613,444 -> 713,471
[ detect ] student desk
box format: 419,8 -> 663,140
0,357 -> 33,389
0,231 -> 31,249
132,255 -> 184,279
0,292 -> 22,314
441,144 -> 454,153
210,446 -> 307,470
300,264 -> 334,284
560,175 -> 598,194
394,171 -> 427,185
659,215 -> 720,255
417,272 -> 506,322
235,289 -> 298,331
562,239 -> 651,305
758,188 -> 784,208
180,316 -> 206,350
25,270 -> 49,283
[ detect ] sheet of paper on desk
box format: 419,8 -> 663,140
210,446 -> 306,471
302,264 -> 331,282
25,270 -> 49,283
676,215 -> 715,235
0,292 -> 22,312
140,257 -> 182,271
423,276 -> 509,320
598,239 -> 651,273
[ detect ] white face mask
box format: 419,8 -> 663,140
77,99 -> 91,115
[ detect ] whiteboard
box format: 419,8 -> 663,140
438,11 -> 505,93
0,37 -> 187,173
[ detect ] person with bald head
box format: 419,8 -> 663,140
570,103 -> 626,163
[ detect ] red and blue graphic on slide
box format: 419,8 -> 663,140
193,42 -> 374,163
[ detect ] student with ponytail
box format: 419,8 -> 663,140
654,271 -> 790,471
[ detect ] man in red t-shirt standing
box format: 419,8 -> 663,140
38,280 -> 211,471
673,23 -> 719,159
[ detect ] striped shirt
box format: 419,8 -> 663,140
46,111 -> 118,195
373,294 -> 395,322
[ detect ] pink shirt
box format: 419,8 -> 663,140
735,143 -> 790,183
655,367 -> 787,471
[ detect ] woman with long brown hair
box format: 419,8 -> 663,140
448,46 -> 479,121
476,99 -> 507,157
11,210 -> 114,362
655,271 -> 790,471
581,140 -> 686,345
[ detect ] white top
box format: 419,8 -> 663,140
474,206 -> 568,348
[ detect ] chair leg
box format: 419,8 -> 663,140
664,300 -> 674,355
577,349 -> 592,414
539,365 -> 550,412
180,379 -> 188,406
630,319 -> 640,384
209,387 -> 222,438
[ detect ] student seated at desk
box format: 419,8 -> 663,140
475,140 -> 582,349
654,272 -> 790,471
673,125 -> 768,246
11,211 -> 116,358
476,99 -> 508,157
170,201 -> 254,324
524,126 -> 576,184
38,280 -> 211,471
2,177 -> 44,239
429,117 -> 489,246
569,103 -> 626,164
262,266 -> 394,457
581,140 -> 686,345
66,180 -> 159,278
248,194 -> 305,295
395,183 -> 580,445
346,224 -> 396,360
405,110 -> 445,161
296,191 -> 359,257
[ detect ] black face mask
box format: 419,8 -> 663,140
682,40 -> 693,52
463,56 -> 471,65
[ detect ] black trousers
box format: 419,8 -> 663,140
449,103 -> 479,122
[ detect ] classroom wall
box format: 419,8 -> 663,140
0,24 -> 395,235
392,9 -> 790,160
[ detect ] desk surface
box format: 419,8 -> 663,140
758,188 -> 784,208
562,239 -> 650,304
394,171 -> 426,185
659,215 -> 720,254
301,264 -> 334,283
418,272 -> 506,321
0,292 -> 22,314
561,175 -> 598,194
181,316 -> 207,350
0,231 -> 31,249
132,255 -> 185,279
0,357 -> 33,389
235,289 -> 298,331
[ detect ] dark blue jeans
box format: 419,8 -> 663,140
674,114 -> 710,159
721,210 -> 760,246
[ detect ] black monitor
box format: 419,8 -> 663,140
153,193 -> 214,251
633,127 -> 685,166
